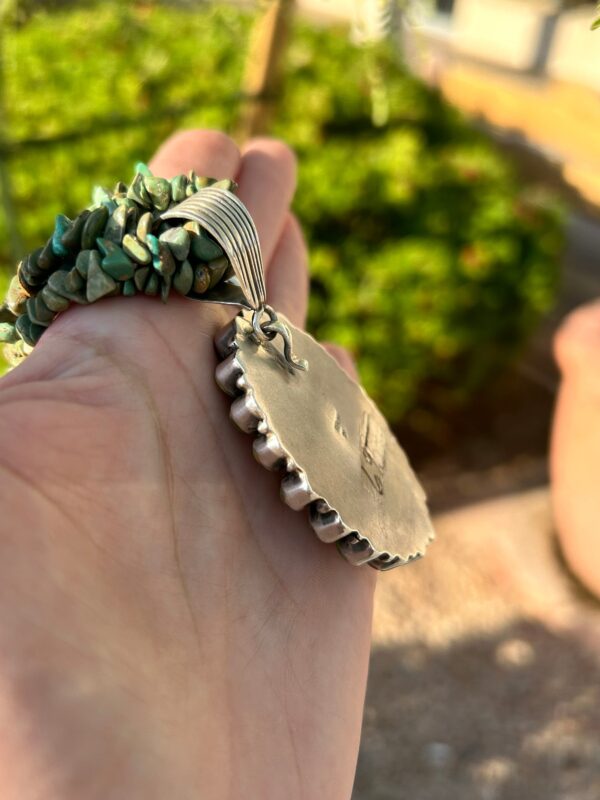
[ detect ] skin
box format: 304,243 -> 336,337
552,299 -> 600,600
0,130 -> 377,800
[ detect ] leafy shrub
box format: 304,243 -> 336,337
0,3 -> 247,251
275,37 -> 563,417
0,3 -> 563,421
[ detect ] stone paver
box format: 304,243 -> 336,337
355,488 -> 600,799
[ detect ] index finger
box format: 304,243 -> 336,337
149,129 -> 241,180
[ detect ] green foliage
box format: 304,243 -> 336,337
0,3 -> 563,419
0,2 -> 247,255
275,34 -> 563,418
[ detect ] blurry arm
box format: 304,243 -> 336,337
551,300 -> 600,599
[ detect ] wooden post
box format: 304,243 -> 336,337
237,0 -> 295,142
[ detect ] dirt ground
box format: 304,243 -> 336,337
353,488 -> 600,800
396,366 -> 555,513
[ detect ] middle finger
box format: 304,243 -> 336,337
235,138 -> 297,270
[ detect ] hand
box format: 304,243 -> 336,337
552,299 -> 600,599
0,130 -> 376,799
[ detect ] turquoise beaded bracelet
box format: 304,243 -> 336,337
0,163 -> 236,366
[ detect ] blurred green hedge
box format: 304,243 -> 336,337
0,2 -> 563,421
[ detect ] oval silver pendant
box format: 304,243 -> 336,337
215,310 -> 435,571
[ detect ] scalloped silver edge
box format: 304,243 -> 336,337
214,315 -> 434,571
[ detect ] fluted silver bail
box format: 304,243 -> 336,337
162,187 -> 266,311
163,187 -> 307,371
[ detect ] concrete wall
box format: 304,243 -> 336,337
451,0 -> 561,71
547,6 -> 600,91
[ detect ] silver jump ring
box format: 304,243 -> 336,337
252,305 -> 278,342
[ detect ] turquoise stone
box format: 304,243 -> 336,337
125,205 -> 141,236
207,255 -> 229,288
135,161 -> 153,177
51,214 -> 72,257
97,238 -> 135,281
0,305 -> 15,323
15,314 -> 33,345
87,253 -> 117,303
29,247 -> 42,269
61,210 -> 90,251
41,286 -> 69,313
0,322 -> 18,344
75,249 -> 93,278
64,268 -> 84,293
194,175 -> 210,191
48,269 -> 87,305
159,227 -> 190,261
38,237 -> 59,271
210,178 -> 237,192
82,205 -> 109,250
160,276 -> 171,303
104,205 -> 128,245
101,199 -> 118,215
29,320 -> 46,344
122,279 -> 136,297
21,260 -> 43,289
156,243 -> 176,278
25,297 -> 43,327
193,264 -> 210,294
49,268 -> 87,303
191,231 -> 223,262
21,249 -> 44,285
115,197 -> 137,210
7,275 -> 29,316
127,172 -> 152,208
15,314 -> 44,345
122,234 -> 151,264
17,264 -> 37,293
26,296 -> 53,327
173,260 -> 194,296
144,272 -> 159,296
170,174 -> 187,203
34,295 -> 56,324
136,211 -> 153,243
146,233 -> 160,257
134,266 -> 150,291
144,177 -> 171,211
47,270 -> 69,296
183,220 -> 201,236
92,186 -> 111,206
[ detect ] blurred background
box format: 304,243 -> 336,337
1,1 -> 600,797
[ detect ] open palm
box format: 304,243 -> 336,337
0,131 -> 376,800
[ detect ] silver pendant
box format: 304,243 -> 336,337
163,189 -> 435,570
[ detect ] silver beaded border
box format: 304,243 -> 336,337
214,313 -> 435,572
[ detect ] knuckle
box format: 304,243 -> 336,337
554,302 -> 600,371
243,137 -> 297,187
153,129 -> 240,177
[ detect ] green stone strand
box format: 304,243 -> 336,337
0,165 -> 237,367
